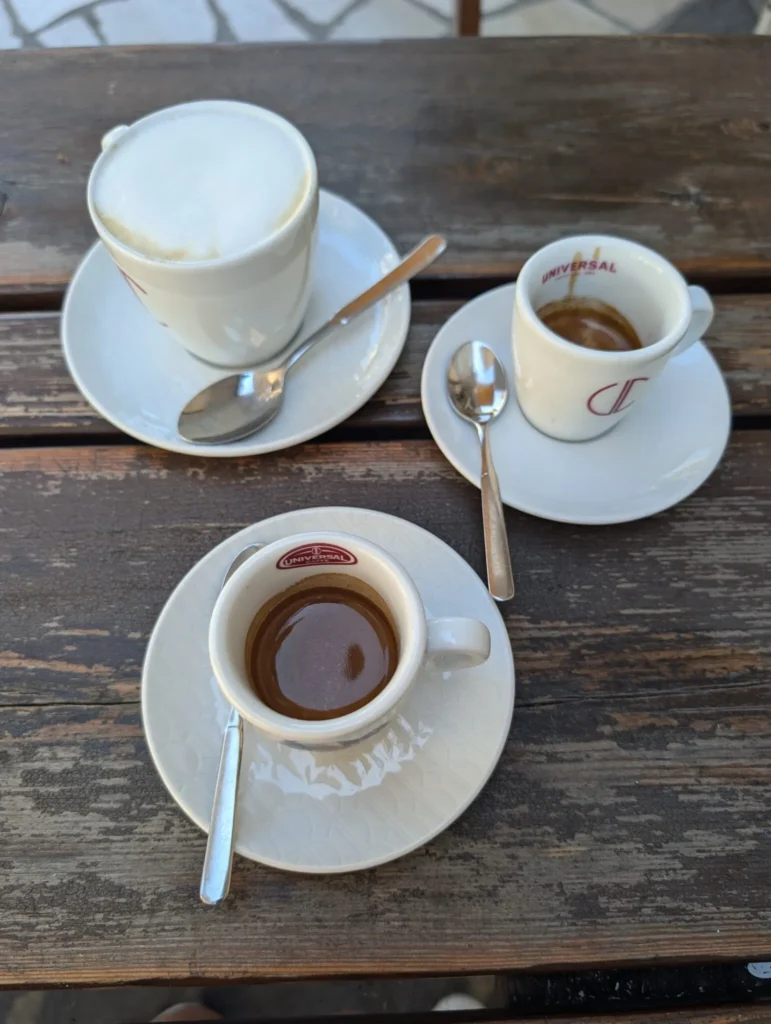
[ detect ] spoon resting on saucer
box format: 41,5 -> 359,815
178,234 -> 447,445
200,542 -> 264,906
447,340 -> 514,602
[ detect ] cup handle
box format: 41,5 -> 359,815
425,617 -> 491,672
672,285 -> 714,358
101,124 -> 130,152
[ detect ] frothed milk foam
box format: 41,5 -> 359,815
93,107 -> 310,263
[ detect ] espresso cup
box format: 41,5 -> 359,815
513,235 -> 714,441
87,100 -> 318,368
209,532 -> 491,748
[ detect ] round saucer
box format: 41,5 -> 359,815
141,507 -> 514,874
422,284 -> 731,525
62,191 -> 410,457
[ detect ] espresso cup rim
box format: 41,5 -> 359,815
515,233 -> 692,362
209,531 -> 428,745
87,99 -> 319,272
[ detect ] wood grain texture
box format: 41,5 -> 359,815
1,295 -> 770,439
1,439 -> 770,985
3,40 -> 771,299
2,436 -> 769,708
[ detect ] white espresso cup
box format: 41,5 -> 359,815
209,532 -> 491,748
513,235 -> 714,441
87,100 -> 318,368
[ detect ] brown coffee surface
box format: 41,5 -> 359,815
246,574 -> 398,721
537,297 -> 642,352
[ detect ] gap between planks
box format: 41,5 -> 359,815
9,274 -> 771,317
3,676 -> 771,712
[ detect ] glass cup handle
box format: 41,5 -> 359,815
425,617 -> 491,672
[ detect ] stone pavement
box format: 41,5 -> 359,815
0,0 -> 768,48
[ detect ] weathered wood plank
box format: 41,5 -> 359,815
1,295 -> 770,439
1,436 -> 769,710
3,40 -> 771,298
1,439 -> 769,984
1,683 -> 770,986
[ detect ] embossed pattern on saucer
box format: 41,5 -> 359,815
141,507 -> 515,874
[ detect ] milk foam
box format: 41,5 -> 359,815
93,108 -> 310,262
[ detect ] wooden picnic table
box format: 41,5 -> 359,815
1,39 -> 770,994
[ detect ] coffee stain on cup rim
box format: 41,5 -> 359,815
277,543 -> 358,570
567,245 -> 602,299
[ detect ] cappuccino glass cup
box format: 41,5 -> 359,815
209,532 -> 491,749
87,100 -> 319,368
513,235 -> 714,441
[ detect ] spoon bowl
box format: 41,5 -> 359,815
448,340 -> 509,425
180,368 -> 286,445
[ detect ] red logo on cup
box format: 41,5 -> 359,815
277,543 -> 358,570
587,377 -> 649,416
541,259 -> 617,284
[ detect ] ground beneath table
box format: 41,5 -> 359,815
0,0 -> 767,49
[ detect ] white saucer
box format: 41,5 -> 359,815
422,284 -> 731,525
62,191 -> 410,457
141,507 -> 514,874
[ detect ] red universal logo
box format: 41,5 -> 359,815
277,543 -> 358,570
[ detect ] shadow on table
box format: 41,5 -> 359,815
3,963 -> 771,1023
0,975 -> 502,1024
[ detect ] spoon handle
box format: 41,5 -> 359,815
200,542 -> 264,906
200,706 -> 243,905
479,422 -> 515,602
284,234 -> 447,372
332,234 -> 447,326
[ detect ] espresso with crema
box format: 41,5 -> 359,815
246,574 -> 398,721
537,297 -> 642,353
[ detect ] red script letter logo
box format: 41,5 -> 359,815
587,377 -> 649,416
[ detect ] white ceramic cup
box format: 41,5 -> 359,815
513,234 -> 714,441
209,532 -> 491,748
86,100 -> 319,368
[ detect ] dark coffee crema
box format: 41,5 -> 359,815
537,297 -> 642,353
246,573 -> 398,721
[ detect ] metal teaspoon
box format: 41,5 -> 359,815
200,542 -> 264,906
447,341 -> 515,602
178,234 -> 447,445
